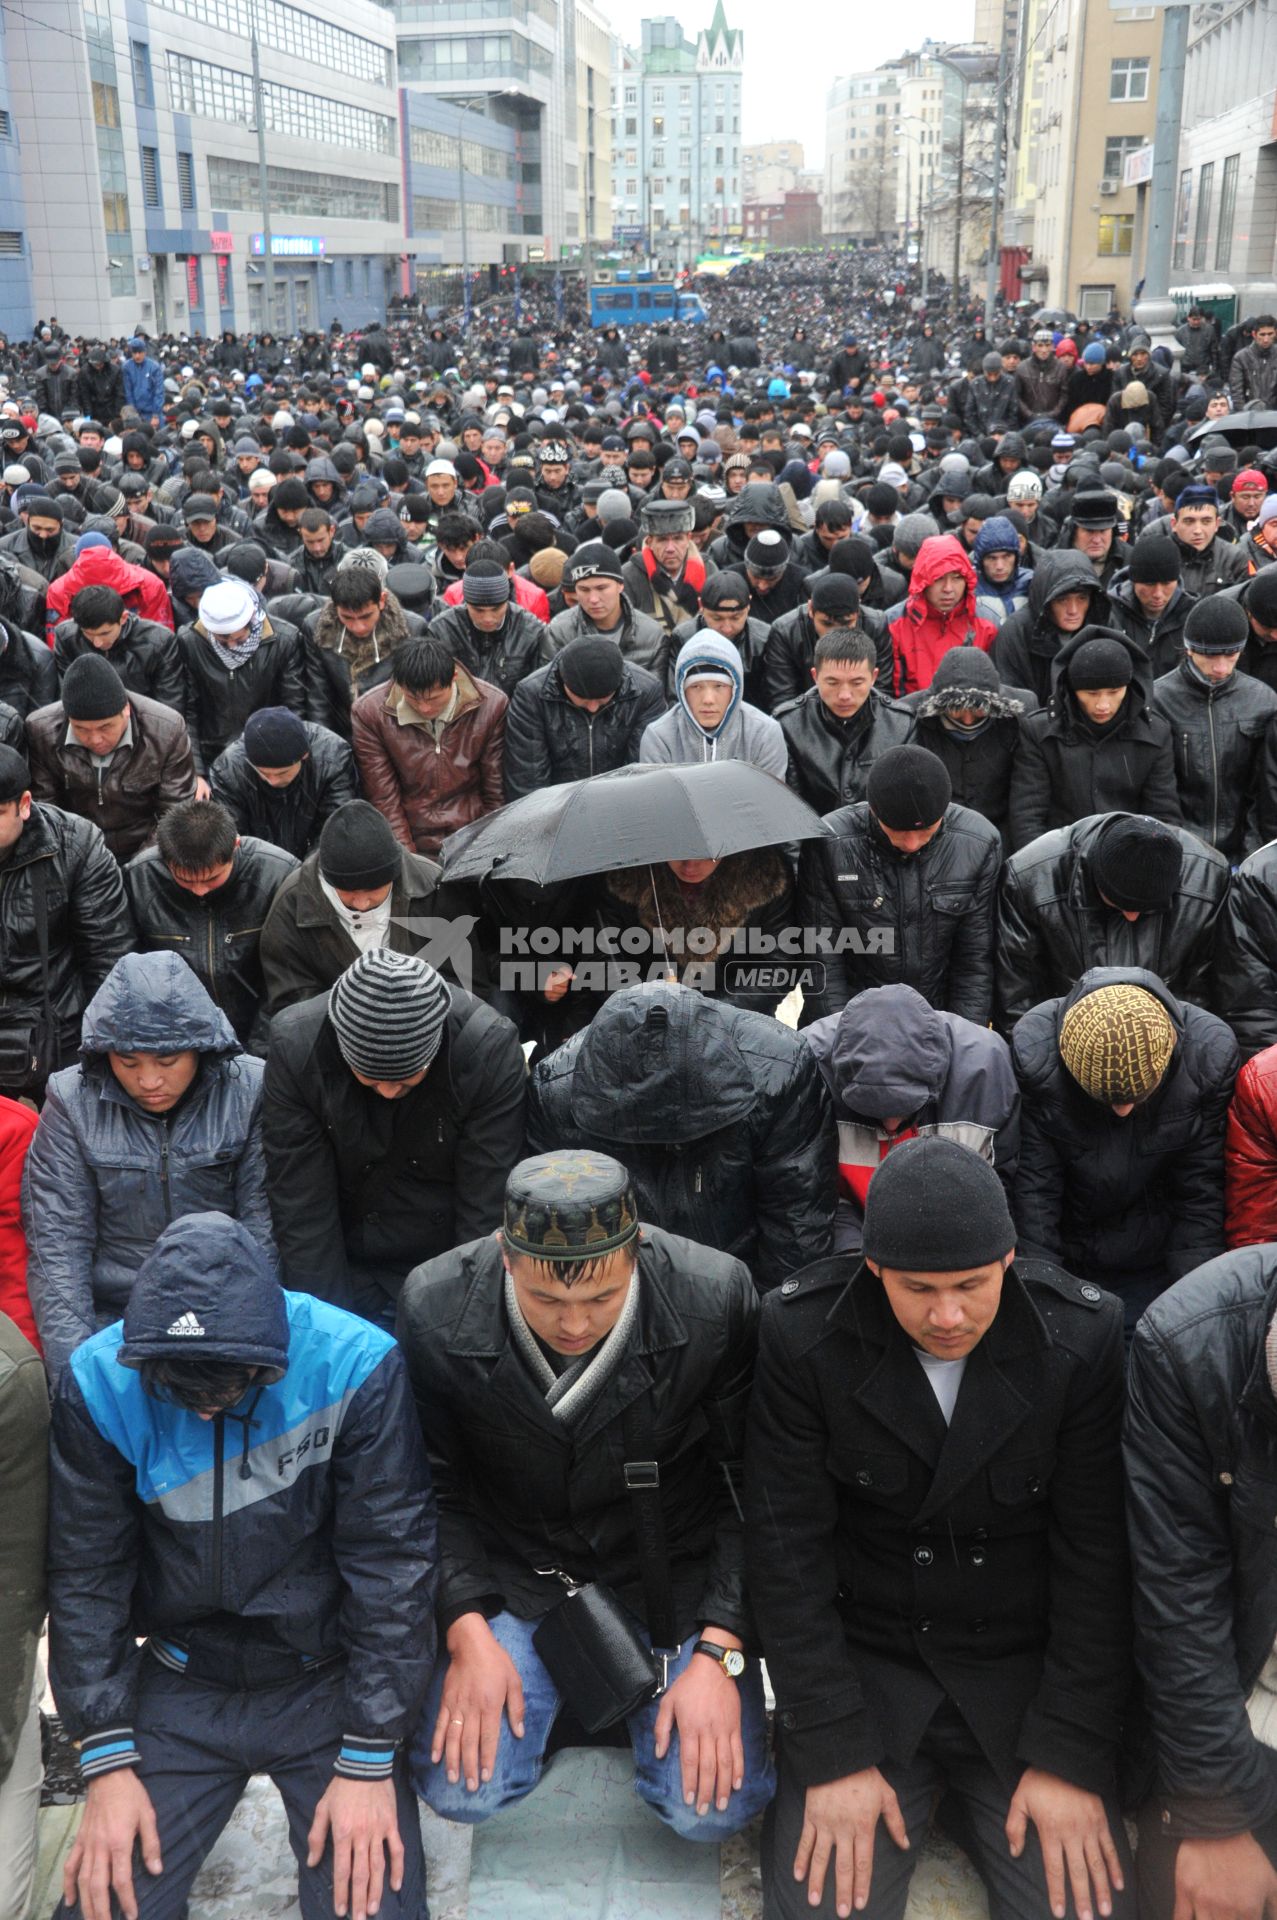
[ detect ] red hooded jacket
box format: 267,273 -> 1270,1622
44,545 -> 174,644
888,533 -> 998,695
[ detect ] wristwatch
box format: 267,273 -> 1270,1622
693,1639 -> 747,1678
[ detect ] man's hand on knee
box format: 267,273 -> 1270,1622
794,1767 -> 909,1918
1006,1767 -> 1125,1920
307,1775 -> 403,1920
430,1611 -> 525,1793
653,1640 -> 745,1818
63,1768 -> 163,1920
1171,1832 -> 1277,1920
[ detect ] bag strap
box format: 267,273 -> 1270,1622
621,1392 -> 680,1654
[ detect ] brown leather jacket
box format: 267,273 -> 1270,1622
25,690 -> 196,862
350,664 -> 507,856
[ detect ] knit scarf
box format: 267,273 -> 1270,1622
504,1264 -> 641,1428
206,602 -> 266,672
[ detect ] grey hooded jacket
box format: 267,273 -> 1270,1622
22,950 -> 274,1384
639,631 -> 787,775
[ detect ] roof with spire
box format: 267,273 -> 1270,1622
698,0 -> 743,66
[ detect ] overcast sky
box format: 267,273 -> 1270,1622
603,0 -> 976,169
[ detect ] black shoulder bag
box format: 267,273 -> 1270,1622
532,1394 -> 681,1732
0,858 -> 57,1093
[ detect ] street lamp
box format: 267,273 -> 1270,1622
895,115 -> 931,301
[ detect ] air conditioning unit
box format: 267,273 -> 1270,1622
1099,178 -> 1119,195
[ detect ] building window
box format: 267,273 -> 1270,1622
177,150 -> 196,209
92,81 -> 121,128
102,190 -> 130,233
652,177 -> 664,195
142,0 -> 391,86
1097,212 -> 1134,255
679,176 -> 690,193
651,146 -> 664,167
131,41 -> 154,105
140,145 -> 161,207
166,52 -> 396,154
624,148 -> 636,166
1103,134 -> 1143,180
1109,57 -> 1150,101
625,178 -> 637,196
210,154 -> 399,221
1192,160 -> 1214,269
652,86 -> 663,105
679,115 -> 690,135
1216,152 -> 1239,271
652,115 -> 664,136
624,116 -> 636,135
1173,167 -> 1192,269
624,85 -> 636,105
680,85 -> 690,104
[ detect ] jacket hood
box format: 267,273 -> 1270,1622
305,455 -> 342,486
907,533 -> 977,599
1026,549 -> 1107,622
169,546 -> 223,601
805,984 -> 949,1118
1048,622 -> 1153,707
81,951 -> 241,1059
972,515 -> 1022,563
724,483 -> 790,533
571,981 -> 758,1143
63,547 -> 149,597
118,1212 -> 287,1373
674,630 -> 743,737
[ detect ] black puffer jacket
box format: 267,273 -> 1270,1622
526,982 -> 836,1293
397,1226 -> 755,1639
997,813 -> 1231,1031
503,655 -> 666,801
209,722 -> 359,859
0,618 -> 56,718
1104,575 -> 1196,677
262,985 -> 526,1309
0,804 -> 135,1078
123,836 -> 298,1050
992,552 -> 1111,705
1012,966 -> 1236,1291
1212,842 -> 1277,1058
177,616 -> 308,776
1153,659 -> 1277,860
778,687 -> 914,815
428,601 -> 545,700
797,801 -> 1003,1026
1008,626 -> 1182,851
763,605 -> 893,713
1125,1249 -> 1277,1839
52,615 -> 185,712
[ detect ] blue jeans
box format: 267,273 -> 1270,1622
412,1609 -> 775,1842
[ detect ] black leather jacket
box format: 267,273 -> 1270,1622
1126,1250 -> 1277,1837
996,812 -> 1231,1032
796,802 -> 1003,1026
503,655 -> 666,801
1153,660 -> 1277,860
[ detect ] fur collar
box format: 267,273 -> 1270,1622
605,848 -> 790,943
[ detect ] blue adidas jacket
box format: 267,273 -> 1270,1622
47,1213 -> 437,1780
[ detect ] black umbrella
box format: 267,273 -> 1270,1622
1186,410 -> 1277,451
440,759 -> 829,886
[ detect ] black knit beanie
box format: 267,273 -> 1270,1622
62,652 -> 127,721
1249,571 -> 1277,627
559,635 -> 625,699
1184,595 -> 1249,655
318,801 -> 401,890
862,1135 -> 1016,1272
867,745 -> 952,829
1066,634 -> 1134,689
1090,814 -> 1182,911
1127,536 -> 1181,585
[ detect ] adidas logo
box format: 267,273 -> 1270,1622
166,1312 -> 206,1338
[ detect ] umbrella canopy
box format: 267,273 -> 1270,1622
1187,410 -> 1277,451
1030,306 -> 1078,328
440,759 -> 829,886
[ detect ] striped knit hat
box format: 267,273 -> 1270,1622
1059,982 -> 1176,1106
328,949 -> 450,1082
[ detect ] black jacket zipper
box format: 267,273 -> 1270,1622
211,1412 -> 225,1608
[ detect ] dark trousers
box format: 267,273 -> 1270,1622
762,1702 -> 1136,1920
53,1657 -> 426,1920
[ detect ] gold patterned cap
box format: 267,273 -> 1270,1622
503,1151 -> 639,1261
1059,984 -> 1176,1106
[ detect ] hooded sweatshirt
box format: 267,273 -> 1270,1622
803,982 -> 1020,1250
638,631 -> 787,776
888,533 -> 998,695
44,544 -> 174,641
